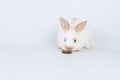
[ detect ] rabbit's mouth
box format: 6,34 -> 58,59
62,50 -> 72,54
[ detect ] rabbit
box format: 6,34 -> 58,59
58,17 -> 91,54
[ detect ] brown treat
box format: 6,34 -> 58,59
62,50 -> 72,54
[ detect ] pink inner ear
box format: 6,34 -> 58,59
60,17 -> 70,32
75,21 -> 87,33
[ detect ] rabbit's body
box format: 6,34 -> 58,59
58,18 -> 91,53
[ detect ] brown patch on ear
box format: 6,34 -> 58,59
60,17 -> 70,32
75,20 -> 87,33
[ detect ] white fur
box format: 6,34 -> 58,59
58,18 -> 91,51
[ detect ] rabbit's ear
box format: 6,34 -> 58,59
60,17 -> 70,32
75,20 -> 87,33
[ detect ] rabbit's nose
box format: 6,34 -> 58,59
65,45 -> 73,51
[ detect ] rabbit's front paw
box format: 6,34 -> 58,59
83,44 -> 91,49
58,46 -> 62,49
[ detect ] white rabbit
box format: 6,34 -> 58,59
58,17 -> 91,54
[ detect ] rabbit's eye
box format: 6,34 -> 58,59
64,38 -> 66,42
74,39 -> 76,43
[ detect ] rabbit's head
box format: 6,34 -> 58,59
60,17 -> 87,54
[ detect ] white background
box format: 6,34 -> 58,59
0,0 -> 120,80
